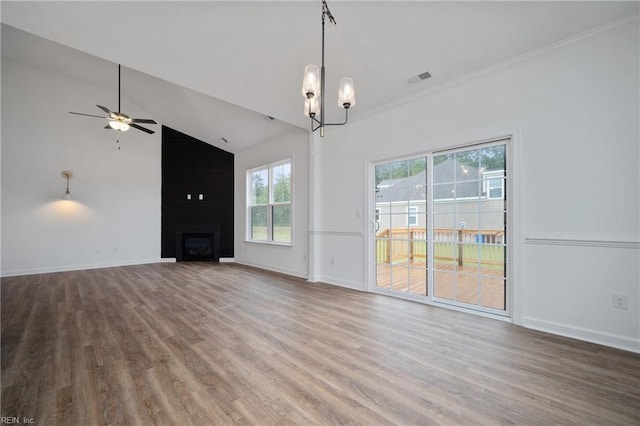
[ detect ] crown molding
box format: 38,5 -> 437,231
354,14 -> 640,124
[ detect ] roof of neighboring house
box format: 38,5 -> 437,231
376,158 -> 499,203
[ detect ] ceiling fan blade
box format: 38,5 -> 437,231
130,123 -> 155,134
69,111 -> 106,119
131,118 -> 157,124
96,105 -> 113,115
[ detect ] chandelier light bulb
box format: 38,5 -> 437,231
304,95 -> 320,117
338,77 -> 355,108
301,65 -> 321,99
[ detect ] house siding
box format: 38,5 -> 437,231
376,199 -> 505,232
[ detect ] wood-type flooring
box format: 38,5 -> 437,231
2,263 -> 639,425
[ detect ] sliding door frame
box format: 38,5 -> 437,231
364,132 -> 522,323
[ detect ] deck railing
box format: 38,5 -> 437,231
376,227 -> 504,267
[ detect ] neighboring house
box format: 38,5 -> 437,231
375,158 -> 505,240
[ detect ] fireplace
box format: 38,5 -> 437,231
182,233 -> 214,261
176,225 -> 220,262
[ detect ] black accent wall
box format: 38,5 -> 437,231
161,126 -> 234,259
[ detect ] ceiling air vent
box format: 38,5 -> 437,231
407,71 -> 432,85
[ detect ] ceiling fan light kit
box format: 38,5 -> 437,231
108,119 -> 130,132
301,0 -> 355,137
69,64 -> 157,134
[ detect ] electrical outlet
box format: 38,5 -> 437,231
612,294 -> 628,310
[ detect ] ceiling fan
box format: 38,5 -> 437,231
69,64 -> 157,134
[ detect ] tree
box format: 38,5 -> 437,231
375,157 -> 426,186
435,146 -> 505,171
272,173 -> 291,203
252,172 -> 268,204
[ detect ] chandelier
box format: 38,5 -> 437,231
301,0 -> 355,137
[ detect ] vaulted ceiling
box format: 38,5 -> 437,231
2,1 -> 638,152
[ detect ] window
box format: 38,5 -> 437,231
483,170 -> 504,200
247,160 -> 292,244
407,206 -> 418,226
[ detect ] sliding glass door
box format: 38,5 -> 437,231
432,142 -> 507,313
374,158 -> 428,295
373,140 -> 508,315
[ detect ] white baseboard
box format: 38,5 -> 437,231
219,257 -> 234,263
523,316 -> 640,354
232,259 -> 308,280
316,275 -> 366,292
0,258 -> 168,278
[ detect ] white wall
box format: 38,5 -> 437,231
1,60 -> 162,276
312,21 -> 640,352
234,129 -> 310,278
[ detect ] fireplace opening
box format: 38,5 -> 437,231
182,233 -> 214,261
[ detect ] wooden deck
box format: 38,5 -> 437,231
376,260 -> 506,310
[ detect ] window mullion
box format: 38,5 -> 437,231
427,153 -> 434,300
268,204 -> 273,241
268,166 -> 273,241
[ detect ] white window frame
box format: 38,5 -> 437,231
407,206 -> 418,226
483,170 -> 505,200
246,159 -> 292,245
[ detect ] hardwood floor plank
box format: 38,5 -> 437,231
2,263 -> 640,425
159,359 -> 234,425
69,358 -> 101,425
136,367 -> 188,426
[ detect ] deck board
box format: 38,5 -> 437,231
376,260 -> 505,309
